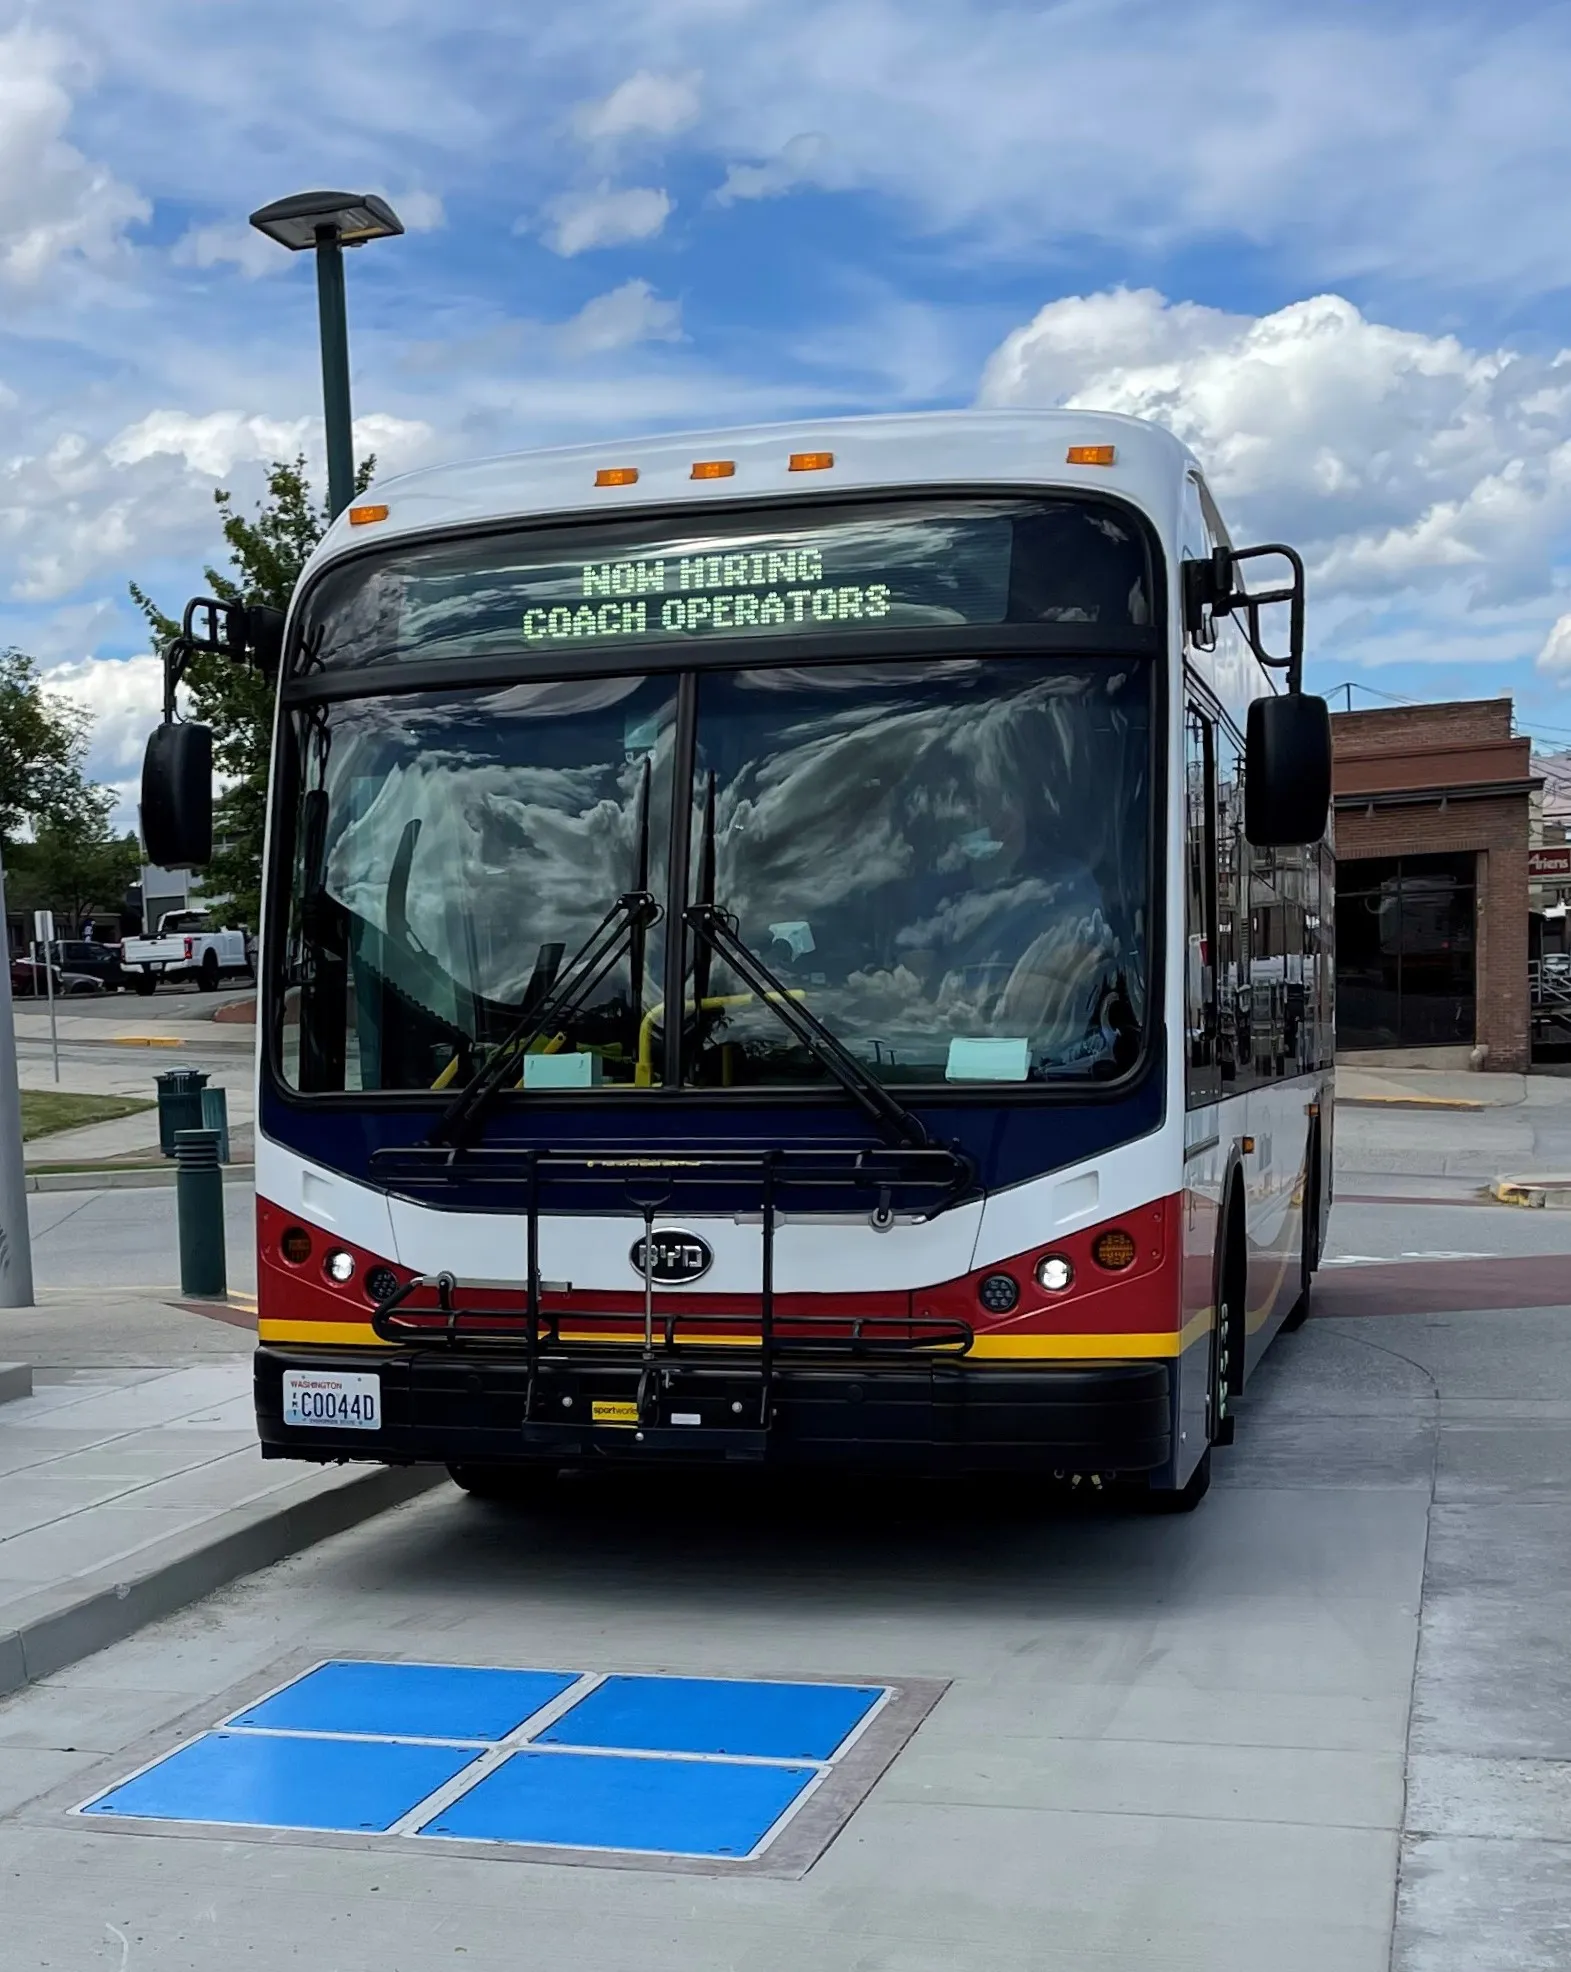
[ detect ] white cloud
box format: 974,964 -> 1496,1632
0,26 -> 147,284
0,404 -> 434,604
560,279 -> 682,355
981,288 -> 1571,609
1539,616 -> 1571,676
574,70 -> 701,145
717,133 -> 834,205
171,222 -> 283,280
387,189 -> 445,232
979,284 -> 1571,680
43,652 -> 166,783
539,183 -> 672,256
106,410 -> 313,479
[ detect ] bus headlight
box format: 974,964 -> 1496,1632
323,1249 -> 356,1285
1035,1255 -> 1074,1293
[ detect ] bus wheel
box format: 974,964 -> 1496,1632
1283,1127 -> 1319,1332
447,1463 -> 557,1504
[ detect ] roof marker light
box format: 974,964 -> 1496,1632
789,452 -> 835,472
691,460 -> 736,480
595,466 -> 639,487
348,503 -> 389,526
1066,445 -> 1116,466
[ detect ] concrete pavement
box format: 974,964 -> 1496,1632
0,1292 -> 438,1706
0,1088 -> 1558,1964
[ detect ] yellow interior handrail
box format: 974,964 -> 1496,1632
635,990 -> 806,1086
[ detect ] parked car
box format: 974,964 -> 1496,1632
119,910 -> 251,995
10,957 -> 105,997
47,939 -> 124,991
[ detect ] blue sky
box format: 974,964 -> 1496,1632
7,0 -> 1571,815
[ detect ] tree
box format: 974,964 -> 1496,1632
0,648 -> 101,847
131,455 -> 373,932
0,648 -> 136,932
9,827 -> 142,935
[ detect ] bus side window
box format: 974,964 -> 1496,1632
1184,705 -> 1220,1105
1215,722 -> 1249,1085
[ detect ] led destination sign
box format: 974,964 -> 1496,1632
298,498 -> 1156,672
524,547 -> 895,645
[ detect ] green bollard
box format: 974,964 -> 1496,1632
174,1127 -> 226,1298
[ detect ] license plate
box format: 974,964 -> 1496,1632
282,1370 -> 381,1431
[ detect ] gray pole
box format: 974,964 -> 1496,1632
315,227 -> 354,521
0,846 -> 36,1307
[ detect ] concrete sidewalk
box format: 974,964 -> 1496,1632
0,1292 -> 438,1701
1335,1063 -> 1570,1110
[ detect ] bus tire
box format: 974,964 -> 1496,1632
447,1463 -> 557,1503
1212,1183 -> 1246,1447
1283,1125 -> 1320,1332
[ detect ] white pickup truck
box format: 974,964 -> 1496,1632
120,911 -> 252,995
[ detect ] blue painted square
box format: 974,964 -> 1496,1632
538,1675 -> 883,1761
81,1731 -> 478,1833
421,1748 -> 816,1857
227,1661 -> 577,1742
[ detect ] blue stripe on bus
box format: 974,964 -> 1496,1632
257,1067 -> 1164,1204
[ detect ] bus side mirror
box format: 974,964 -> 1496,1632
1245,694 -> 1331,847
141,721 -> 214,869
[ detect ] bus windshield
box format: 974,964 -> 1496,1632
278,656 -> 1151,1094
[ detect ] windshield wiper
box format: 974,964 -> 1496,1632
432,890 -> 660,1147
683,901 -> 933,1153
433,757 -> 659,1149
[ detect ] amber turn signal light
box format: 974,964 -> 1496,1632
1066,445 -> 1116,466
280,1226 -> 312,1265
595,467 -> 639,487
1091,1228 -> 1138,1271
691,460 -> 736,479
789,452 -> 835,472
348,503 -> 389,526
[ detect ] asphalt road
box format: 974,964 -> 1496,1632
2,1134 -> 1569,1969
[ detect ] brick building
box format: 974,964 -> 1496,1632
1331,699 -> 1536,1071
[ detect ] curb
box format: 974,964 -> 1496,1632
0,1463 -> 445,1702
0,1363 -> 31,1406
1337,1095 -> 1486,1112
1491,1176 -> 1571,1209
25,1164 -> 255,1193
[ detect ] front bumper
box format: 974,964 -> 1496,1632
255,1345 -> 1171,1475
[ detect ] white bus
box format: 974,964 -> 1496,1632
144,409 -> 1334,1510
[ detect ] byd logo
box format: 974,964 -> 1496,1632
629,1229 -> 714,1284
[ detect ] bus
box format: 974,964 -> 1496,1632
143,409 -> 1334,1511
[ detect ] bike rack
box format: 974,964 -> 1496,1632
365,1139 -> 975,1450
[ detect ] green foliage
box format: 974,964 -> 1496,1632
0,647 -> 136,928
131,454 -> 374,931
0,647 -> 104,845
8,828 -> 142,933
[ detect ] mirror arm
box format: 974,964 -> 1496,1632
161,636 -> 196,725
1217,543 -> 1307,693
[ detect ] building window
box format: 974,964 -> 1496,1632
1336,852 -> 1477,1050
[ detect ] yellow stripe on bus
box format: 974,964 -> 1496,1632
258,1310 -> 1214,1360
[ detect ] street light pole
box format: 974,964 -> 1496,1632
314,227 -> 355,521
248,191 -> 405,523
0,845 -> 36,1308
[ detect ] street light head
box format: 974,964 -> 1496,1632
248,190 -> 405,252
